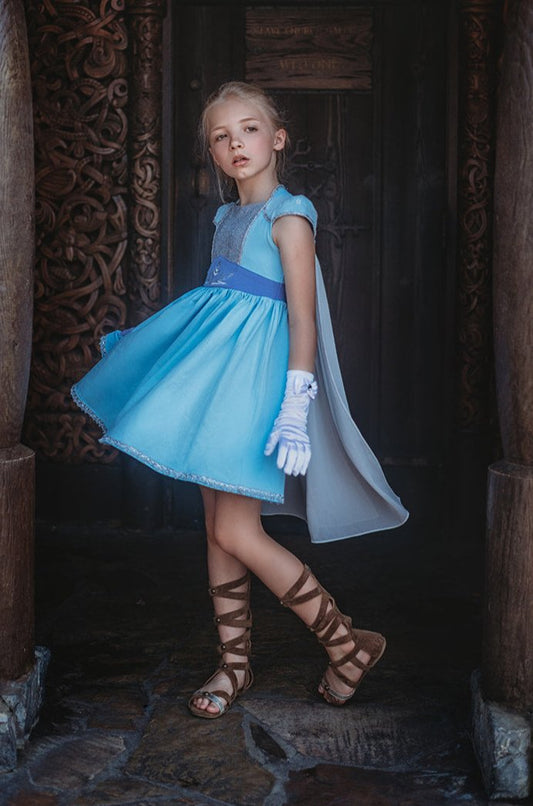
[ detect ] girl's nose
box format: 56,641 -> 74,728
230,135 -> 243,149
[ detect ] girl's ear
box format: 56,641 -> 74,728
273,128 -> 287,152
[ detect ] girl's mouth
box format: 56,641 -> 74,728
233,156 -> 249,166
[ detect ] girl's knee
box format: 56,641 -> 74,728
208,525 -> 241,555
205,491 -> 263,554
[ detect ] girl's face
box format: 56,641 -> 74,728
207,97 -> 286,187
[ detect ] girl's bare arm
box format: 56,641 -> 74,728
273,215 -> 317,373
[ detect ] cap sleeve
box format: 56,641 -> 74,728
270,194 -> 318,236
213,203 -> 232,227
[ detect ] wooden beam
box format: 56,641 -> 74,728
483,0 -> 533,708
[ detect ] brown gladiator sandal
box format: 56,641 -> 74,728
280,564 -> 386,706
188,571 -> 253,719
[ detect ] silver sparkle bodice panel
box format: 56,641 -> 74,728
211,202 -> 263,264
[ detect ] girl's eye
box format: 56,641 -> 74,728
214,133 -> 227,142
245,126 -> 258,133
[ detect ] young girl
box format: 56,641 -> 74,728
72,82 -> 408,718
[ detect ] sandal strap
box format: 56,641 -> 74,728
326,630 -> 386,689
280,565 -> 340,641
280,564 -> 386,703
217,636 -> 250,657
218,659 -> 249,673
208,572 -> 250,600
279,566 -> 335,632
313,612 -> 353,646
320,677 -> 354,702
193,661 -> 252,707
310,604 -> 339,639
194,690 -> 228,714
329,647 -> 369,673
328,657 -> 368,687
352,628 -> 386,662
279,565 -> 320,607
214,605 -> 252,658
190,572 -> 254,718
213,604 -> 252,629
210,573 -> 252,656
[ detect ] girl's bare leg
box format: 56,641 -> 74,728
192,487 -> 250,715
192,489 -> 370,712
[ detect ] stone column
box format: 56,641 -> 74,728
0,0 -> 49,772
472,0 -> 533,798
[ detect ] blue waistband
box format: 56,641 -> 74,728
204,257 -> 286,302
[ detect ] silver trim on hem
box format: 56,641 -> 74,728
101,435 -> 284,503
71,384 -> 108,433
70,384 -> 284,503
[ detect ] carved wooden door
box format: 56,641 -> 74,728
168,2 -> 451,523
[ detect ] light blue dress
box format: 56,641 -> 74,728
72,185 -> 409,541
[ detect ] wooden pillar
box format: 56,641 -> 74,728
483,0 -> 533,708
0,0 -> 35,679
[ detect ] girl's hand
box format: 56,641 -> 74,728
264,370 -> 317,476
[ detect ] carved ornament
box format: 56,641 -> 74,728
456,0 -> 500,430
25,0 -> 129,462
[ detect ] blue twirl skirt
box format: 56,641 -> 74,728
72,259 -> 290,502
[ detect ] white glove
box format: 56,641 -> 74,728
264,370 -> 318,476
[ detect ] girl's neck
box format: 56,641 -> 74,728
236,175 -> 280,207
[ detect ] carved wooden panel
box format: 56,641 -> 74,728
456,0 -> 500,430
24,0 -> 164,464
24,0 -> 129,462
127,0 -> 165,323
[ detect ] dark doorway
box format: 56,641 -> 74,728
165,2 -> 453,525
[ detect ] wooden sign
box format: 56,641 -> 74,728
245,7 -> 373,91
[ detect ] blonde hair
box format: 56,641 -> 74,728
199,81 -> 290,201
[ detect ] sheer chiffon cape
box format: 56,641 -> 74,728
262,258 -> 409,543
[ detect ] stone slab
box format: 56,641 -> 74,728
126,700 -> 274,805
3,791 -> 59,806
286,764 -> 489,805
471,670 -> 531,800
61,686 -> 146,732
72,777 -> 196,805
243,697 -> 460,770
28,733 -> 126,791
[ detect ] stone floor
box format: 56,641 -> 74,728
0,517 -> 529,805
